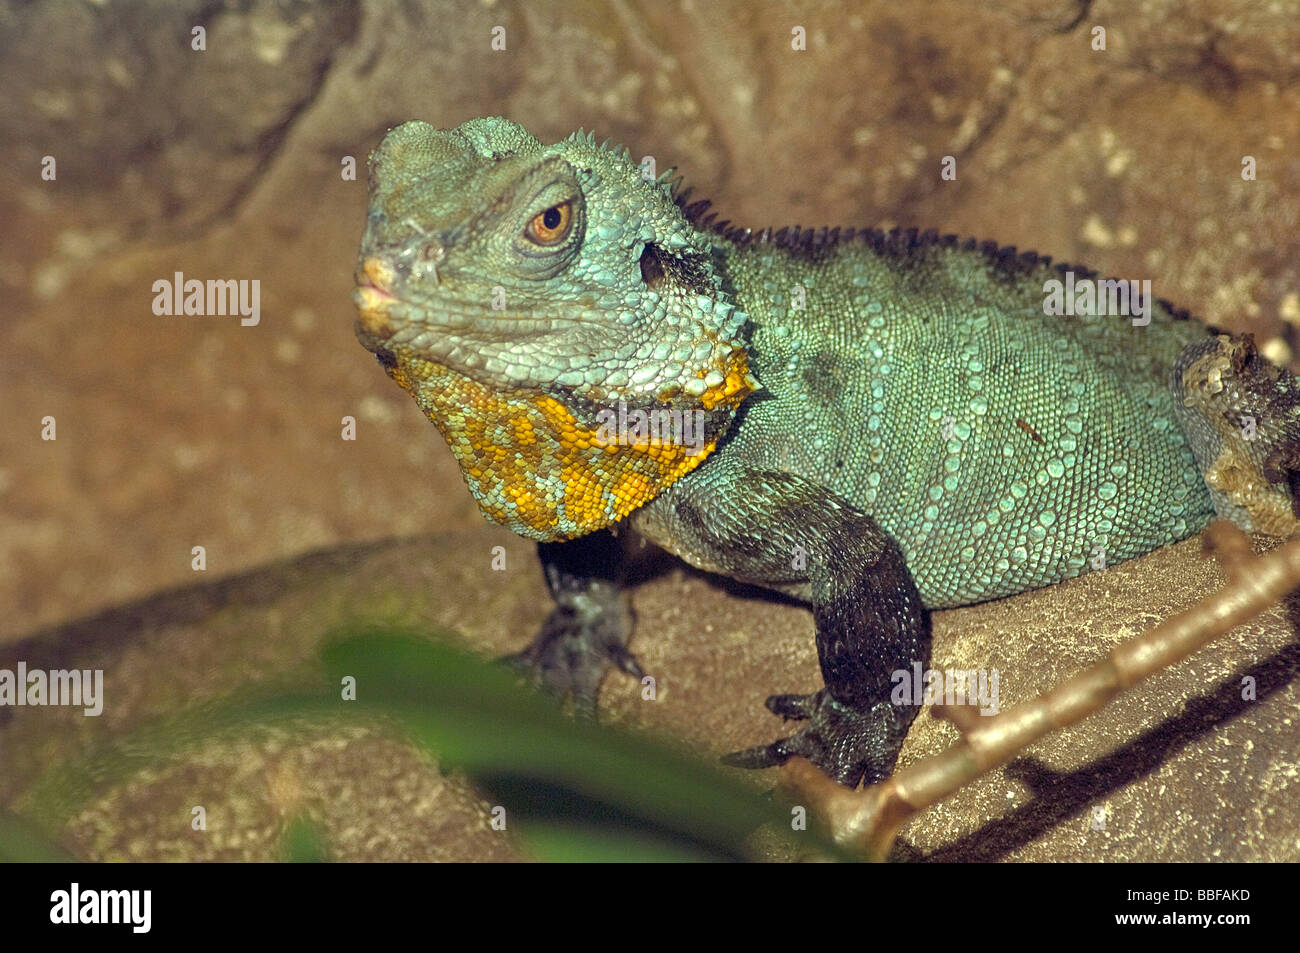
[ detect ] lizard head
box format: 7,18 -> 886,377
353,117 -> 757,540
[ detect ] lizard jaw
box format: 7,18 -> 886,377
353,256 -> 399,340
353,289 -> 395,339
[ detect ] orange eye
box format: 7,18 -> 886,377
526,201 -> 573,245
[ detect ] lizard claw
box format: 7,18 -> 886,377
605,642 -> 646,680
723,690 -> 911,788
765,692 -> 818,720
720,734 -> 814,771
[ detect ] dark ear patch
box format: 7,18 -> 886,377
639,242 -> 716,296
374,348 -> 397,369
640,243 -> 667,288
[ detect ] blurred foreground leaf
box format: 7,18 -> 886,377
9,626 -> 840,862
0,811 -> 77,862
280,814 -> 331,863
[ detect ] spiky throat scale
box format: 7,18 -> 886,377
384,351 -> 752,540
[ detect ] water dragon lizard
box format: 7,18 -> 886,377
352,118 -> 1300,787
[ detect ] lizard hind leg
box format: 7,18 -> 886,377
1174,332 -> 1300,537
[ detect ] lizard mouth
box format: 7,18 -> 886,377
353,256 -> 400,338
354,256 -> 397,297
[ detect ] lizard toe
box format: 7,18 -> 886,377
720,737 -> 802,770
765,692 -> 818,720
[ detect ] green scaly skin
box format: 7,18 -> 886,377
353,118 -> 1300,787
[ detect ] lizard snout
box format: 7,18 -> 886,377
353,256 -> 400,339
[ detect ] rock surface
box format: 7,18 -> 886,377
2,530 -> 1295,861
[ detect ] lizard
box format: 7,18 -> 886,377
351,116 -> 1300,787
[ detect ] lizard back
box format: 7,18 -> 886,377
702,226 -> 1215,607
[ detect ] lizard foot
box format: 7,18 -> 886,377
502,591 -> 644,717
721,690 -> 910,788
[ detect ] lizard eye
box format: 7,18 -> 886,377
525,201 -> 573,245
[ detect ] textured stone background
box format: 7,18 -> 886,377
0,0 -> 1297,861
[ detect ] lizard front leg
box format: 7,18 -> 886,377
504,530 -> 644,715
632,467 -> 932,787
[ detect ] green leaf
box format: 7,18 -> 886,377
280,814 -> 331,863
0,811 -> 77,862
11,626 -> 846,862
